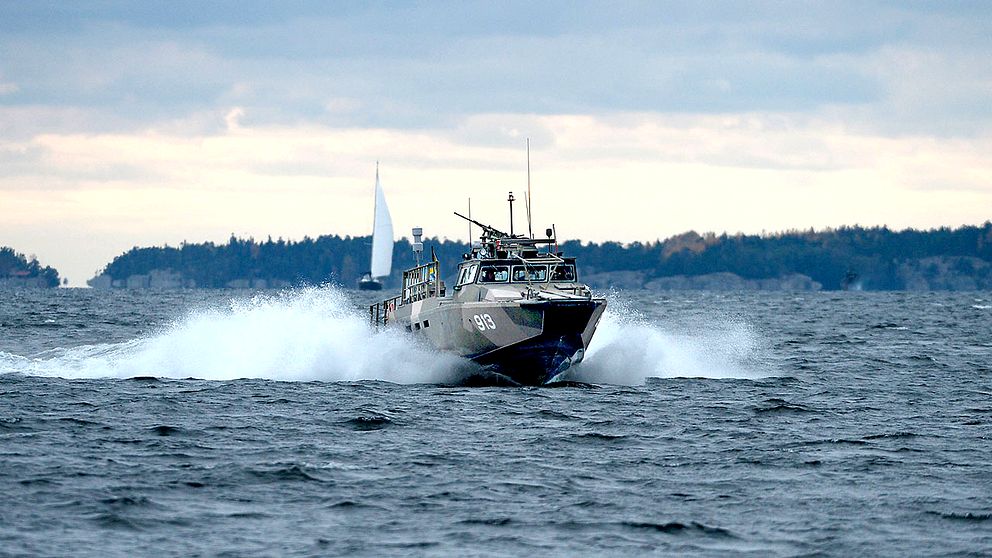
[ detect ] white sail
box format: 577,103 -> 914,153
369,168 -> 394,279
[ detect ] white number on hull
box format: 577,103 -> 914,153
473,314 -> 497,331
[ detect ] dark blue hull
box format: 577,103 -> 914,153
470,300 -> 602,385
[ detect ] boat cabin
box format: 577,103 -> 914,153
453,235 -> 579,290
454,259 -> 578,288
369,211 -> 587,327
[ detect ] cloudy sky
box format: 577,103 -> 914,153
1,1 -> 990,285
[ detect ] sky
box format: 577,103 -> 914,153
1,1 -> 990,285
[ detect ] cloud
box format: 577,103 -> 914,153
3,109 -> 988,208
224,107 -> 245,131
857,45 -> 992,137
1,2 -> 989,138
0,69 -> 19,95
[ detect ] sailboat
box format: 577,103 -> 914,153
358,164 -> 394,290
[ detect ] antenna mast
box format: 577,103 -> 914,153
467,198 -> 472,241
412,227 -> 423,266
526,139 -> 533,238
507,192 -> 515,237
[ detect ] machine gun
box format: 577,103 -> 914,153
453,212 -> 509,240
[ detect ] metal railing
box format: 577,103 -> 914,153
369,295 -> 400,328
368,260 -> 446,328
402,261 -> 440,303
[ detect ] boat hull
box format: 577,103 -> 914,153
392,297 -> 606,385
357,278 -> 383,291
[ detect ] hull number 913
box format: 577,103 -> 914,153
473,314 -> 497,331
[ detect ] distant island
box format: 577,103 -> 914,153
87,222 -> 992,291
0,247 -> 62,288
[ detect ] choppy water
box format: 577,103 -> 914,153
1,288 -> 990,556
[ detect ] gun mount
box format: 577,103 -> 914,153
453,212 -> 509,241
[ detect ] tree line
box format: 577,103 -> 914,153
96,222 -> 992,290
0,247 -> 61,287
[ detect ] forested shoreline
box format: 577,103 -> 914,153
0,247 -> 61,288
89,222 -> 992,291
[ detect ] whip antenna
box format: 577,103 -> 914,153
526,138 -> 533,238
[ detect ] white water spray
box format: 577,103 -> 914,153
572,297 -> 772,384
1,288 -> 771,385
1,287 -> 467,383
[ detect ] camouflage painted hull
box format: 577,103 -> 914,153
391,296 -> 607,385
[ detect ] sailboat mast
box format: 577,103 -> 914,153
372,161 -> 379,234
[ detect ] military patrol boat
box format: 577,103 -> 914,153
369,199 -> 607,385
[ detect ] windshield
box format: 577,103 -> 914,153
550,264 -> 577,281
457,264 -> 479,286
478,265 -> 509,283
511,264 -> 548,282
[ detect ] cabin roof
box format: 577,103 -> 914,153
459,257 -> 575,267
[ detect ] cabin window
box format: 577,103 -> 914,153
511,265 -> 548,282
466,264 -> 479,284
478,265 -> 509,283
551,264 -> 577,281
423,320 -> 430,328
456,264 -> 480,287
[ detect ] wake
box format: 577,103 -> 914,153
0,288 -> 467,383
572,296 -> 773,383
1,287 -> 772,385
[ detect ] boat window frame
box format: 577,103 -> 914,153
456,266 -> 470,286
478,264 -> 510,284
550,264 -> 577,282
456,263 -> 480,288
511,264 -> 549,283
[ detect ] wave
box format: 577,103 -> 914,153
1,287 -> 772,385
571,296 -> 774,384
0,287 -> 468,384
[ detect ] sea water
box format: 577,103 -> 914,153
1,288 -> 990,556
